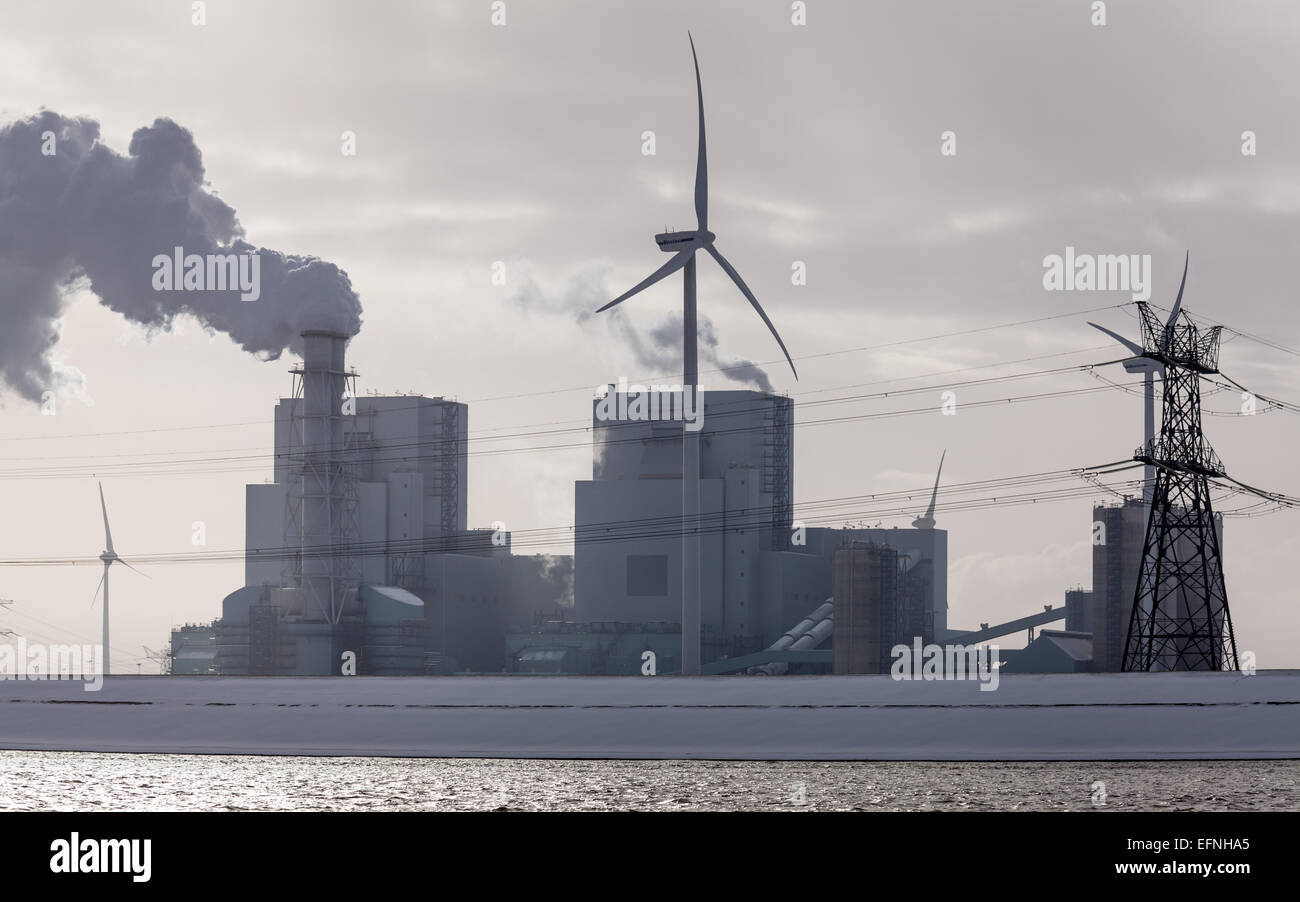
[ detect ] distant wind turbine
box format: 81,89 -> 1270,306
91,482 -> 146,676
596,33 -> 797,675
1087,252 -> 1188,506
911,450 -> 946,529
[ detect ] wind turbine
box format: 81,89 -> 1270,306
1087,252 -> 1188,506
91,482 -> 146,676
596,33 -> 797,675
911,450 -> 946,529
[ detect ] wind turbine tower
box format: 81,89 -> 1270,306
93,482 -> 145,676
1089,253 -> 1189,507
597,34 -> 797,674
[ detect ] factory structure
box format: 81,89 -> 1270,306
207,348 -> 952,676
195,333 -> 1217,678
830,542 -> 935,674
1090,499 -> 1147,672
506,387 -> 948,674
212,330 -> 571,676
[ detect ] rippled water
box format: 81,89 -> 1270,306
1,752 -> 1297,811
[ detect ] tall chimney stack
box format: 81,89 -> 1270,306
297,329 -> 352,622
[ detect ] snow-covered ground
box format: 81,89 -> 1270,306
1,672 -> 1297,760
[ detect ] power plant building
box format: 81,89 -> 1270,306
573,388 -> 948,667
215,330 -> 572,676
1091,499 -> 1147,672
1065,586 -> 1093,634
574,389 -> 795,661
169,622 -> 217,675
214,357 -> 950,676
830,541 -> 937,674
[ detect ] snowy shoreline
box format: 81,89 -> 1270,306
1,672 -> 1297,761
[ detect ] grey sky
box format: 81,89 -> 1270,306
0,0 -> 1296,670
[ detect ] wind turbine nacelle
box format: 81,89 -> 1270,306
655,230 -> 712,251
1122,357 -> 1159,374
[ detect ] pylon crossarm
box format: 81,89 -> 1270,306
1135,445 -> 1225,478
1135,301 -> 1167,357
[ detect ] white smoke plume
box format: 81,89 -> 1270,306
0,111 -> 363,403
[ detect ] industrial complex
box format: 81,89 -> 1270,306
167,329 -> 1189,679
163,42 -> 1247,682
193,341 -> 955,677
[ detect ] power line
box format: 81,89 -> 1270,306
1177,307 -> 1300,360
0,347 -> 1117,464
0,460 -> 1165,566
0,303 -> 1129,445
0,378 -> 1145,480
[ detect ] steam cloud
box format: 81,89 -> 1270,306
638,314 -> 775,393
534,553 -> 574,609
511,264 -> 775,391
0,111 -> 362,404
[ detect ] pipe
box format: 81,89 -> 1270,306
752,600 -> 833,675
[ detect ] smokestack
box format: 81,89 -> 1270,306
295,329 -> 354,623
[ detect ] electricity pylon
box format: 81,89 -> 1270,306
1122,295 -> 1238,671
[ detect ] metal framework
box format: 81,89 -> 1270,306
283,349 -> 361,624
439,401 -> 461,536
876,545 -> 900,672
1123,302 -> 1238,671
896,558 -> 935,648
763,394 -> 793,550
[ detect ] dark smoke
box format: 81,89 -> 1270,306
0,111 -> 362,404
510,264 -> 775,391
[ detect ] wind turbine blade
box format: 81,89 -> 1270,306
98,482 -> 115,555
117,559 -> 151,579
91,570 -> 105,609
705,243 -> 798,380
1162,251 -> 1189,347
689,32 -> 707,232
596,249 -> 693,313
923,450 -> 946,520
1087,321 -> 1144,357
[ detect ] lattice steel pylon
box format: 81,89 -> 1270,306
1122,269 -> 1238,672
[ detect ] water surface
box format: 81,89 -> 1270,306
2,751 -> 1296,811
